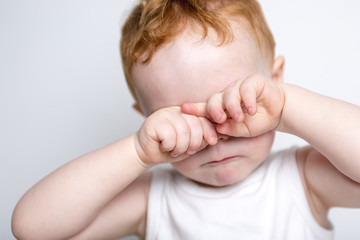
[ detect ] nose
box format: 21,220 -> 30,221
211,122 -> 231,141
217,133 -> 230,141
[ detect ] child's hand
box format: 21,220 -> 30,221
181,74 -> 285,137
135,107 -> 218,168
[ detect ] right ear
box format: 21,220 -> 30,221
132,103 -> 145,116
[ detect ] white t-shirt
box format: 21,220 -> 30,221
146,147 -> 334,240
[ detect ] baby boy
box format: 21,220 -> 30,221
12,0 -> 360,239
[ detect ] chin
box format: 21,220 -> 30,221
214,166 -> 247,186
198,165 -> 249,187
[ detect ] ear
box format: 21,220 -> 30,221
132,103 -> 145,116
272,56 -> 285,83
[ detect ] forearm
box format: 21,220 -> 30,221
278,83 -> 360,181
12,133 -> 146,239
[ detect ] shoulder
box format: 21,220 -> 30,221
295,146 -> 331,228
296,146 -> 333,228
296,146 -> 360,229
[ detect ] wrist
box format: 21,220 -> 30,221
132,132 -> 156,170
276,83 -> 293,133
275,83 -> 308,135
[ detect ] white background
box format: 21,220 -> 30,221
1,0 -> 360,239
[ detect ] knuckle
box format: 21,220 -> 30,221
161,138 -> 175,152
179,127 -> 190,139
209,92 -> 223,105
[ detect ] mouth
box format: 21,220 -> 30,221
203,156 -> 238,166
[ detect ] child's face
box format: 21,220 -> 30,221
132,23 -> 275,187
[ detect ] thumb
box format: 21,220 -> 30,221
181,102 -> 209,118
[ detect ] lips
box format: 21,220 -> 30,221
204,156 -> 237,166
196,138 -> 246,166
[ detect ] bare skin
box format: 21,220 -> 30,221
12,24 -> 360,240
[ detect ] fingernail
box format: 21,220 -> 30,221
215,113 -> 223,122
187,150 -> 197,155
210,135 -> 217,144
171,153 -> 180,157
233,113 -> 240,121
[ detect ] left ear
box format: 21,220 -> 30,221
272,56 -> 285,83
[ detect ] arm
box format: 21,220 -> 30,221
12,107 -> 217,240
12,134 -> 148,240
278,84 -> 360,209
181,75 -> 360,210
278,84 -> 360,183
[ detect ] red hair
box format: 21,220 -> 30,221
120,0 -> 275,101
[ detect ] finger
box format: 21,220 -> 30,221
168,115 -> 191,157
156,119 -> 177,152
216,119 -> 251,137
182,114 -> 204,154
239,76 -> 263,116
200,117 -> 218,145
181,102 -> 209,118
222,83 -> 244,122
188,120 -> 216,155
207,92 -> 227,123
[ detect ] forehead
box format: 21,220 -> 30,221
132,24 -> 266,115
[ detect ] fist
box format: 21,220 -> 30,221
181,75 -> 285,137
135,107 -> 218,168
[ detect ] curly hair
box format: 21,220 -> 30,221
120,0 -> 275,102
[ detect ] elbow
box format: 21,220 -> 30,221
12,216 -> 54,240
12,206 -> 48,240
12,214 -> 30,240
11,210 -> 36,240
12,205 -> 82,240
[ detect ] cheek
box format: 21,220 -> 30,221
248,131 -> 275,155
171,157 -> 197,178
